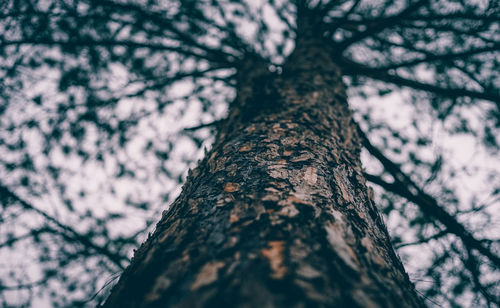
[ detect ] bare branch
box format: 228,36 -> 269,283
358,127 -> 500,268
336,0 -> 429,52
393,229 -> 449,249
183,120 -> 223,132
0,39 -> 219,63
97,0 -> 237,63
373,43 -> 500,71
341,58 -> 500,104
0,185 -> 128,270
324,0 -> 362,35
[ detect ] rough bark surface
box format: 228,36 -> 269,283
103,36 -> 424,308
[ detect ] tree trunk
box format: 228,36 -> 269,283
103,36 -> 424,308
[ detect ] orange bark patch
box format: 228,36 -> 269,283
224,182 -> 239,192
229,212 -> 240,224
191,261 -> 225,290
239,143 -> 253,152
260,241 -> 287,279
246,124 -> 256,132
272,123 -> 285,131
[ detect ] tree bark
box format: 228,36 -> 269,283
103,36 -> 424,308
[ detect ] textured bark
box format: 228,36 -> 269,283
103,36 -> 424,308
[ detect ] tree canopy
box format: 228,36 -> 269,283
0,0 -> 499,307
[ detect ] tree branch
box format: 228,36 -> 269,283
323,0 -> 362,35
341,58 -> 500,104
393,229 -> 449,249
405,12 -> 500,23
0,39 -> 217,62
97,0 -> 237,64
358,127 -> 500,268
336,12 -> 500,27
373,43 -> 500,71
0,227 -> 52,248
464,248 -> 499,305
336,0 -> 429,52
0,185 -> 127,270
183,120 -> 223,132
0,278 -> 47,291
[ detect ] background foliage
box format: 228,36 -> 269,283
0,0 -> 499,307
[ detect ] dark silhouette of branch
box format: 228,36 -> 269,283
183,120 -> 223,131
97,0 -> 237,63
341,58 -> 500,104
0,39 -> 219,63
394,229 -> 449,249
405,12 -> 500,22
0,227 -> 52,248
358,127 -> 500,269
464,248 -> 499,306
335,12 -> 499,28
0,278 -> 47,291
322,0 -> 362,34
314,0 -> 361,22
336,0 -> 429,52
372,43 -> 500,70
0,185 -> 127,270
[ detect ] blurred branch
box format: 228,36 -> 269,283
358,127 -> 500,269
0,185 -> 127,270
323,0 -> 362,34
0,39 -> 215,62
336,0 -> 429,52
183,120 -> 223,132
398,23 -> 497,43
337,12 -> 500,27
394,229 -> 449,249
273,1 -> 296,32
0,227 -> 52,248
341,58 -> 500,104
464,248 -> 499,306
373,43 -> 500,70
405,13 -> 500,22
0,278 -> 46,291
97,0 -> 237,63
